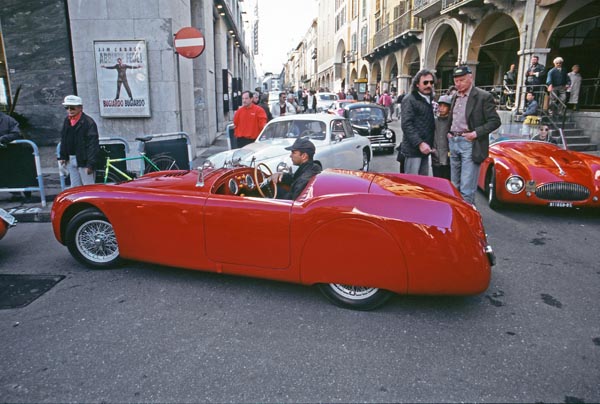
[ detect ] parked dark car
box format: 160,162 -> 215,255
342,103 -> 396,153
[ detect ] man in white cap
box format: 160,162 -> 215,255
58,95 -> 100,186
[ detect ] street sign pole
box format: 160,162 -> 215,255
176,49 -> 183,132
173,27 -> 206,133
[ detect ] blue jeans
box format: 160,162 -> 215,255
449,137 -> 480,204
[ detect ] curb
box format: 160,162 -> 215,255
3,206 -> 52,223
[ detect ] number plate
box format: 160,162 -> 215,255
548,201 -> 573,208
0,208 -> 16,226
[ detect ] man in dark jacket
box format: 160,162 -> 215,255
58,95 -> 100,186
448,65 -> 501,204
399,69 -> 436,175
269,137 -> 321,200
0,111 -> 20,146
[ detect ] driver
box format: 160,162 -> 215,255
531,125 -> 557,144
269,137 -> 322,200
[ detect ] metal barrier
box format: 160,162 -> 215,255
141,132 -> 193,170
227,124 -> 236,149
57,136 -> 130,190
0,139 -> 47,207
57,132 -> 193,190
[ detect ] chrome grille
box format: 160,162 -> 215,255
535,182 -> 590,201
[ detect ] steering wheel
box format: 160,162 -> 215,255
254,163 -> 277,199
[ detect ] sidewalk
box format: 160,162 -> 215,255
0,133 -> 230,223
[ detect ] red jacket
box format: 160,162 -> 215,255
233,104 -> 267,139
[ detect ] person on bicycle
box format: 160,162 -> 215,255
546,57 -> 571,116
58,95 -> 100,186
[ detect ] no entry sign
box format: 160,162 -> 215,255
174,27 -> 205,59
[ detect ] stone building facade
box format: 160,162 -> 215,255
1,0 -> 258,157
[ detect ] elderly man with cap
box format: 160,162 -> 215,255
447,65 -> 500,204
269,137 -> 322,200
58,95 -> 100,186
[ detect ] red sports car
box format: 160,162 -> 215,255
51,165 -> 494,310
0,208 -> 16,240
479,130 -> 600,209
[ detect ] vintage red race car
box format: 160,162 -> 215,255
0,208 -> 16,241
51,165 -> 494,310
479,130 -> 600,209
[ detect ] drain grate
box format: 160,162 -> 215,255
0,274 -> 65,309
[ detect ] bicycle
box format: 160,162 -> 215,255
102,135 -> 179,183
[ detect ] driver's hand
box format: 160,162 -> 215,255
269,172 -> 283,183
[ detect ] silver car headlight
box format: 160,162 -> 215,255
384,130 -> 393,139
505,175 -> 524,194
276,162 -> 291,173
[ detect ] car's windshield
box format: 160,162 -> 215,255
318,94 -> 337,101
348,107 -> 385,122
490,124 -> 565,148
258,120 -> 327,141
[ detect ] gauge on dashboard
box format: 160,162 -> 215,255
245,174 -> 255,190
228,178 -> 239,195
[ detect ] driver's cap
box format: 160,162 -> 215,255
285,137 -> 316,156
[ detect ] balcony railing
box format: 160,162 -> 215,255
372,12 -> 423,49
442,0 -> 475,12
413,0 -> 441,18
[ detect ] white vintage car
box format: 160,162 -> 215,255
207,114 -> 372,173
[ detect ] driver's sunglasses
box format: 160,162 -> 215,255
64,106 -> 78,110
422,80 -> 434,85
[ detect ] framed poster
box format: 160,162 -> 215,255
94,40 -> 151,117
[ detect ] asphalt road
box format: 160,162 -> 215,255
1,141 -> 599,403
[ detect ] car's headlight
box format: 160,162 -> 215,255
505,175 -> 524,194
277,162 -> 291,173
384,130 -> 393,139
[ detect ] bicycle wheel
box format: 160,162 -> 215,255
144,154 -> 179,174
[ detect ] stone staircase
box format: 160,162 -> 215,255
543,115 -> 598,152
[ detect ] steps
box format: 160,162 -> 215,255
542,115 -> 598,152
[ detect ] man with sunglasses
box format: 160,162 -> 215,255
448,65 -> 500,205
58,95 -> 100,186
531,126 -> 557,144
398,69 -> 436,175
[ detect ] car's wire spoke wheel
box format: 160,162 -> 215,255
75,220 -> 119,263
330,284 -> 379,300
66,209 -> 121,269
318,283 -> 392,310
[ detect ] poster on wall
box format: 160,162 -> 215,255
94,40 -> 151,117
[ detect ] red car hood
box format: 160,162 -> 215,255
491,141 -> 594,183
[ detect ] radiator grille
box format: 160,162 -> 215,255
535,182 -> 590,201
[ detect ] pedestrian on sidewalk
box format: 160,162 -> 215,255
58,95 -> 100,187
448,65 -> 501,205
233,90 -> 267,148
398,69 -> 436,175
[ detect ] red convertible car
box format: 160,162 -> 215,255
51,165 -> 495,310
479,129 -> 600,209
0,208 -> 16,241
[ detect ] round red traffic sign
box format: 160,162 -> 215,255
174,27 -> 205,59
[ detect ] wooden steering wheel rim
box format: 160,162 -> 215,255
254,163 -> 277,199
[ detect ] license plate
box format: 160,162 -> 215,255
0,208 -> 16,226
548,201 -> 573,208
